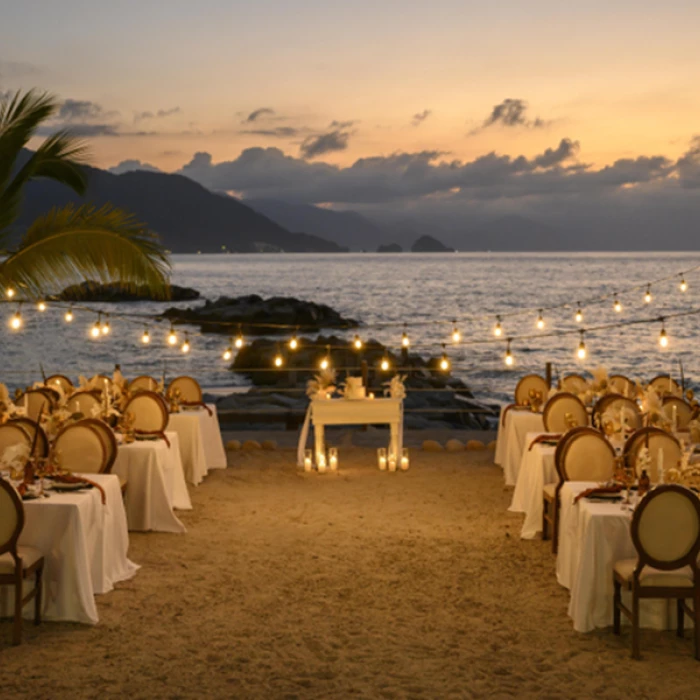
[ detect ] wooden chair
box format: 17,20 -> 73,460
17,389 -> 54,422
0,423 -> 32,462
662,396 -> 696,431
0,478 -> 44,645
514,374 -> 549,406
54,421 -> 107,474
123,390 -> 170,437
5,419 -> 49,459
45,374 -> 73,394
613,484 -> 700,659
592,393 -> 643,432
128,375 -> 159,393
623,427 -> 681,483
558,374 -> 588,394
542,392 -> 588,432
648,374 -> 683,397
65,390 -> 102,418
543,427 -> 616,553
609,374 -> 636,398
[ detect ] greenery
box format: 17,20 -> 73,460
0,89 -> 170,299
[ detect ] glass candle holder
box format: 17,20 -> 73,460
388,455 -> 397,472
304,449 -> 313,472
328,447 -> 338,470
377,447 -> 387,470
400,448 -> 409,471
317,451 -> 327,473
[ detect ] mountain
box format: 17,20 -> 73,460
12,152 -> 346,254
245,198 -> 383,251
411,235 -> 455,253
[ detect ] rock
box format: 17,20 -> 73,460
162,294 -> 358,336
466,440 -> 486,451
445,439 -> 465,452
422,440 -> 444,452
226,440 -> 241,451
377,243 -> 402,253
261,440 -> 277,450
487,440 -> 497,450
54,281 -> 200,302
410,235 -> 455,253
242,440 -> 262,450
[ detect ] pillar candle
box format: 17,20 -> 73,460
658,447 -> 664,484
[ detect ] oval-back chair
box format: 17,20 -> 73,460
129,375 -> 159,393
0,424 -> 32,463
5,419 -> 49,459
542,392 -> 589,433
123,391 -> 169,436
514,374 -> 549,406
623,427 -> 681,482
65,390 -> 102,418
593,394 -> 643,432
45,374 -> 73,394
662,396 -> 696,431
17,389 -> 54,422
558,374 -> 588,395
54,421 -> 108,474
649,374 -> 683,397
78,418 -> 118,474
609,374 -> 636,398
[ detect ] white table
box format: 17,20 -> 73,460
557,481 -> 684,632
495,407 -> 544,486
509,434 -> 556,539
297,397 -> 404,467
113,431 -> 190,533
0,473 -> 138,625
200,403 -> 227,470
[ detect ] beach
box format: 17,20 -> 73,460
1,441 -> 698,699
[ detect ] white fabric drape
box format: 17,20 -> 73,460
495,409 -> 545,485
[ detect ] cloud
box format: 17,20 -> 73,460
108,159 -> 163,175
473,98 -> 548,133
533,138 -> 580,168
58,98 -> 118,122
411,109 -> 432,126
241,126 -> 301,138
37,123 -> 121,137
134,106 -> 181,122
300,128 -> 352,159
244,107 -> 275,123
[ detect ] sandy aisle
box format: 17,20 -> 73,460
1,447 -> 699,699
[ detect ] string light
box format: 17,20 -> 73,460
234,327 -> 244,349
181,332 -> 191,354
380,355 -> 390,371
167,325 -> 178,346
274,346 -> 284,367
91,313 -> 102,338
101,315 -> 111,335
451,320 -> 461,343
659,319 -> 669,348
289,332 -> 299,351
644,285 -> 652,304
320,355 -> 330,371
536,310 -> 545,330
577,330 -> 587,360
6,287 -> 15,299
401,324 -> 410,348
64,307 -> 74,323
353,334 -> 363,350
680,276 -> 688,293
613,294 -> 622,313
222,343 -> 233,361
9,305 -> 22,330
439,344 -> 450,372
575,305 -> 583,323
141,327 -> 151,344
37,300 -> 46,312
493,316 -> 503,337
504,339 -> 514,367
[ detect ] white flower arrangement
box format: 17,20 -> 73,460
383,374 -> 406,400
306,368 -> 337,399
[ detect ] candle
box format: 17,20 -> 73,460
672,405 -> 678,433
658,447 -> 664,484
369,392 -> 375,400
328,447 -> 338,470
388,457 -> 397,472
304,449 -> 313,472
317,453 -> 327,473
377,447 -> 387,470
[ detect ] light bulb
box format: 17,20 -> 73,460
223,347 -> 232,361
141,329 -> 151,344
380,357 -> 390,371
659,327 -> 669,348
575,308 -> 583,323
64,308 -> 74,323
168,327 -> 178,346
493,318 -> 502,337
451,322 -> 461,343
536,311 -> 545,330
91,320 -> 101,338
320,357 -> 329,370
234,334 -> 244,349
644,286 -> 652,304
401,331 -> 410,348
9,311 -> 22,330
181,334 -> 190,353
505,340 -> 514,367
37,301 -> 46,312
289,335 -> 299,350
274,354 -> 283,367
680,278 -> 688,292
101,320 -> 110,335
577,339 -> 587,360
353,334 -> 363,350
613,296 -> 622,313
6,287 -> 15,299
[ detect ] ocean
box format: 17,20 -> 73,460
3,251 -> 700,404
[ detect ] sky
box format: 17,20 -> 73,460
2,0 -> 700,231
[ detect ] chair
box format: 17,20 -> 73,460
123,391 -> 169,437
543,427 -> 616,553
514,374 -> 549,406
45,374 -> 73,394
613,484 -> 700,659
593,394 -> 643,432
80,419 -> 118,474
623,427 -> 681,483
54,421 -> 107,474
649,374 -> 683,397
65,390 -> 102,418
0,478 -> 44,645
609,374 -> 636,398
558,374 -> 588,395
17,389 -> 54,422
0,424 -> 32,463
662,396 -> 696,431
5,419 -> 49,459
542,392 -> 588,432
129,375 -> 159,393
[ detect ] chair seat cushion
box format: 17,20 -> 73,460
0,546 -> 44,574
543,483 -> 557,499
614,558 -> 694,588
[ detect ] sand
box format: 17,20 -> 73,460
1,444 -> 699,699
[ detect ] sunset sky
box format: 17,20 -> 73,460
2,1 -> 700,223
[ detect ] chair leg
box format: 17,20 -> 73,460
551,498 -> 560,554
34,564 -> 43,626
613,580 -> 621,635
632,590 -> 640,660
13,576 -> 23,646
542,498 -> 549,541
677,599 -> 685,639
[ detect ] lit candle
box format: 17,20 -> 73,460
329,447 -> 338,470
388,457 -> 397,472
658,447 -> 664,484
400,448 -> 409,471
369,392 -> 375,400
672,405 -> 678,433
317,453 -> 327,473
377,448 -> 387,470
304,449 -> 313,472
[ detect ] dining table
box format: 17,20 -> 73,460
495,406 -> 544,486
0,472 -> 138,625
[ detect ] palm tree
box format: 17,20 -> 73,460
0,89 -> 170,299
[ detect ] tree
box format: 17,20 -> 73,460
0,89 -> 170,299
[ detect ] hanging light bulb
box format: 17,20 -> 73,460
6,287 -> 15,299
91,313 -> 102,338
613,294 -> 622,313
37,300 -> 46,312
659,320 -> 669,348
289,332 -> 299,351
222,343 -> 233,361
575,305 -> 583,323
101,315 -> 111,335
64,307 -> 74,323
167,325 -> 178,346
493,316 -> 503,337
9,308 -> 22,330
320,355 -> 330,370
680,276 -> 688,293
536,310 -> 545,330
577,330 -> 587,360
401,324 -> 410,348
274,349 -> 284,367
380,355 -> 390,372
504,339 -> 514,367
644,285 -> 652,304
234,327 -> 244,349
141,327 -> 151,344
353,334 -> 363,350
181,332 -> 191,354
451,320 -> 461,343
439,344 -> 450,372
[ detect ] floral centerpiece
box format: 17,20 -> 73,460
383,374 -> 406,400
306,369 -> 337,400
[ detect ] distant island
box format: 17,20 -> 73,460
411,235 -> 454,253
377,243 -> 403,253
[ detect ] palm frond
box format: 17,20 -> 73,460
0,204 -> 171,299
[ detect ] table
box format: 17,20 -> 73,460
0,473 -> 138,625
494,407 -> 544,486
509,434 -> 556,539
297,397 -> 404,467
113,431 -> 190,533
557,481 -> 684,632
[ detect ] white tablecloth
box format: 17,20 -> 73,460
509,434 -> 556,539
495,408 -> 544,485
0,473 -> 138,625
168,411 -> 208,486
113,431 -> 190,533
557,481 -> 684,632
201,403 -> 227,470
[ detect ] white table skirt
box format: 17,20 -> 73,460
496,409 -> 544,485
509,434 -> 556,539
113,432 -> 190,533
202,403 -> 227,470
0,473 -> 138,625
168,411 -> 208,486
558,481 -> 687,632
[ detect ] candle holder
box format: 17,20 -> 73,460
400,448 -> 410,471
388,454 -> 397,472
328,447 -> 338,471
304,449 -> 313,472
377,447 -> 387,470
317,451 -> 327,473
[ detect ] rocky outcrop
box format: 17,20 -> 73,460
411,235 -> 454,253
377,243 -> 403,253
55,281 -> 200,302
162,295 -> 359,335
